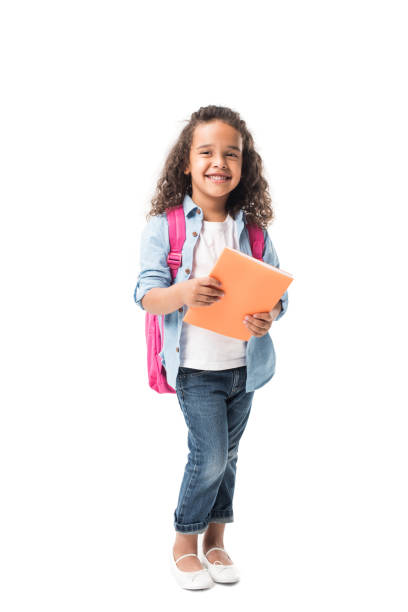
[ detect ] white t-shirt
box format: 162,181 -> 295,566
179,212 -> 247,370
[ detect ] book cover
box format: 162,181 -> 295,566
182,246 -> 294,341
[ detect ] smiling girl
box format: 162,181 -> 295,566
134,105 -> 289,589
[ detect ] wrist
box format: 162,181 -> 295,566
271,300 -> 282,321
176,280 -> 187,306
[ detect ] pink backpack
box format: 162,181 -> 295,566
145,205 -> 265,393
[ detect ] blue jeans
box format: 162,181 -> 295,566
174,365 -> 255,534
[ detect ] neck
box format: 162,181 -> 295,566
190,189 -> 228,222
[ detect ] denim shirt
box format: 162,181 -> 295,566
133,194 -> 289,393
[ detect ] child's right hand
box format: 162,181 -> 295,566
181,276 -> 225,308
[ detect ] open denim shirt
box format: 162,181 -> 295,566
134,194 -> 289,393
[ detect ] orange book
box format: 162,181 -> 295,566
183,247 -> 294,341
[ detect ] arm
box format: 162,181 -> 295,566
141,283 -> 186,315
134,214 -> 224,315
134,214 -> 183,315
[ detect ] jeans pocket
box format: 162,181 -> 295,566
179,367 -> 207,378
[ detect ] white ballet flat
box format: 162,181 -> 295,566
201,546 -> 240,583
171,552 -> 214,590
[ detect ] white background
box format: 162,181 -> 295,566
1,1 -> 407,610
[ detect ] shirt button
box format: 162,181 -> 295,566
178,307 -> 183,312
192,231 -> 197,237
185,268 -> 190,274
176,347 -> 179,352
197,209 -> 201,214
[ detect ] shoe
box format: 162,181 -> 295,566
171,552 -> 214,590
201,546 -> 240,583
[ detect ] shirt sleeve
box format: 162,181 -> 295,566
262,229 -> 289,322
133,214 -> 173,311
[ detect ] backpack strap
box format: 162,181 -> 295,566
165,206 -> 265,281
165,205 -> 186,281
246,223 -> 264,260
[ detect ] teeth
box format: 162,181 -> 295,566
207,176 -> 229,181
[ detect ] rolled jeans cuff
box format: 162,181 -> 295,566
174,511 -> 234,534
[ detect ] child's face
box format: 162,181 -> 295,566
184,120 -> 243,205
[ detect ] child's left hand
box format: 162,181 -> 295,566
243,301 -> 282,337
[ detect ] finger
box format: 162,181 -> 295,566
199,295 -> 218,303
244,319 -> 266,335
252,312 -> 272,322
244,321 -> 263,337
204,276 -> 222,289
199,291 -> 223,302
202,287 -> 224,299
245,316 -> 268,330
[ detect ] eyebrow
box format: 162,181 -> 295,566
196,144 -> 241,152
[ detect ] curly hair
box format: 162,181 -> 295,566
146,105 -> 275,230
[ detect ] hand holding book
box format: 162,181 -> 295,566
180,275 -> 225,308
243,301 -> 282,337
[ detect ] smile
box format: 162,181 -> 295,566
205,175 -> 231,182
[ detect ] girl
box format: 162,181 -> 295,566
134,105 -> 289,589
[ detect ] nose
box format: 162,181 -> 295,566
212,155 -> 227,169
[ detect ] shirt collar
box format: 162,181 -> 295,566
182,193 -> 245,231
